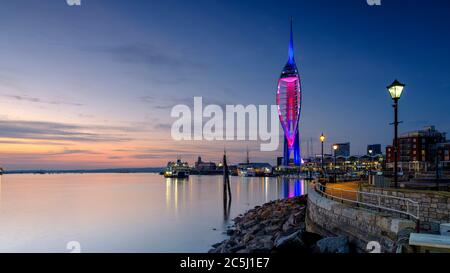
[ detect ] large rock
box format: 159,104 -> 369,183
211,241 -> 223,248
292,209 -> 306,224
228,244 -> 246,253
265,224 -> 280,233
274,230 -> 306,250
260,209 -> 272,219
282,215 -> 295,232
242,233 -> 254,244
315,236 -> 350,253
226,228 -> 236,236
242,219 -> 257,229
301,232 -> 323,248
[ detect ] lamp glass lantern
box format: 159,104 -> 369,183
387,79 -> 405,100
320,134 -> 325,143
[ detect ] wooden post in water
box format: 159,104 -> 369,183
223,150 -> 232,220
223,151 -> 232,201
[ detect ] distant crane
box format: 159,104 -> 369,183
246,146 -> 250,164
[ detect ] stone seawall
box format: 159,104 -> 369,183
307,184 -> 416,253
361,185 -> 450,233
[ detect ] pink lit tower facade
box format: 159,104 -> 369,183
276,19 -> 302,166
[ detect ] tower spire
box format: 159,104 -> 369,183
288,17 -> 295,64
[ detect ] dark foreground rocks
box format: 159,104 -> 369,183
314,236 -> 350,253
209,196 -> 352,253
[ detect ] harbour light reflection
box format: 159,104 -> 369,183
0,173 -> 308,252
164,175 -> 308,217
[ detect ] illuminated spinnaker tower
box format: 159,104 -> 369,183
276,19 -> 302,166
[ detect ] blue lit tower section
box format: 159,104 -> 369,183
276,19 -> 302,166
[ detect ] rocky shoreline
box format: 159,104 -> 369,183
209,196 -> 351,253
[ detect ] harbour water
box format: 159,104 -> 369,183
0,173 -> 307,253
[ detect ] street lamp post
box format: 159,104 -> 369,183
368,149 -> 373,174
436,146 -> 440,190
333,144 -> 338,183
320,133 -> 325,173
387,79 -> 405,189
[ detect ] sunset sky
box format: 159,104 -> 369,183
0,0 -> 449,170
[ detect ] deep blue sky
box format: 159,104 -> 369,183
0,0 -> 449,168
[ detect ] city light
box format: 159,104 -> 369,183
387,79 -> 405,100
320,133 -> 325,143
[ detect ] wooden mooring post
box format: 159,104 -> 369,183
223,151 -> 232,220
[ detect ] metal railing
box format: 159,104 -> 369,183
314,182 -> 420,220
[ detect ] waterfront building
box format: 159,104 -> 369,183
191,156 -> 222,175
332,143 -> 350,157
301,153 -> 383,174
437,142 -> 450,171
386,126 -> 447,172
194,156 -> 217,171
276,157 -> 284,167
367,144 -> 382,155
237,163 -> 273,177
276,19 -> 302,166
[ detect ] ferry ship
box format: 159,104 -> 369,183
237,163 -> 273,177
163,159 -> 190,178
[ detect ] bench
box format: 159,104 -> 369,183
409,233 -> 450,253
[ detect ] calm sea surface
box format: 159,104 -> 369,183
0,173 -> 307,253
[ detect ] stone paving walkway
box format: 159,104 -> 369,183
325,182 -> 360,201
